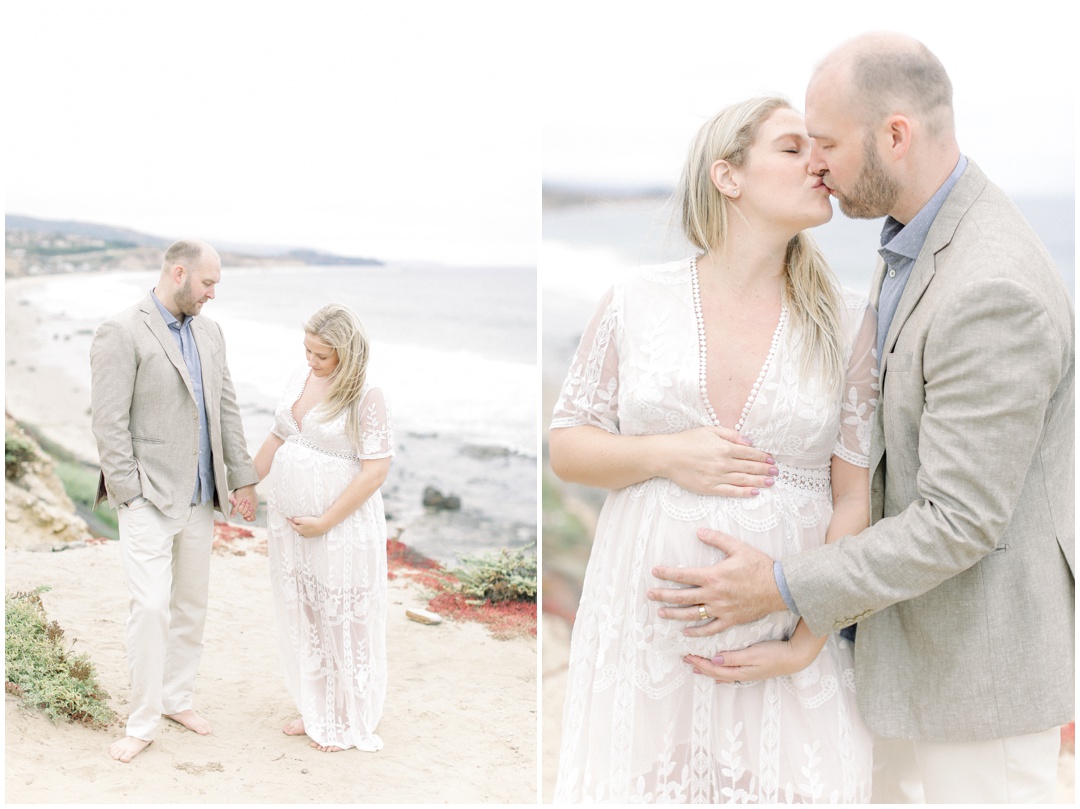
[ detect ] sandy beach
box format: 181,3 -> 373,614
5,276 -> 101,464
5,535 -> 537,804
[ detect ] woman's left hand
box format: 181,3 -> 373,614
684,638 -> 806,684
288,515 -> 328,538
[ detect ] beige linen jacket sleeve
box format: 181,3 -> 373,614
91,293 -> 258,520
783,162 -> 1074,741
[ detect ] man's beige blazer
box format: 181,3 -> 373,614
785,162 -> 1074,741
91,293 -> 258,519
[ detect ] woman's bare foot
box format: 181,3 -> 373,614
282,717 -> 306,736
109,735 -> 152,763
309,741 -> 345,752
164,709 -> 212,735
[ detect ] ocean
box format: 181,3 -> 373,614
14,263 -> 538,565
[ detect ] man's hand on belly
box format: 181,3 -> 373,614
648,528 -> 785,636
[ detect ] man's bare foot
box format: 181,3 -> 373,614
165,709 -> 212,735
109,735 -> 152,763
282,717 -> 306,736
309,741 -> 345,752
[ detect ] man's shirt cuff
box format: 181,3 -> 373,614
774,560 -> 800,616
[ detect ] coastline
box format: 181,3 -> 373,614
5,275 -> 101,464
4,273 -> 537,566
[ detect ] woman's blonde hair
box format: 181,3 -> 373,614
679,96 -> 845,397
304,303 -> 370,450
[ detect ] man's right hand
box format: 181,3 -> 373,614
648,528 -> 786,634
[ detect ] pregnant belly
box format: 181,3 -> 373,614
595,482 -> 804,660
267,442 -> 358,515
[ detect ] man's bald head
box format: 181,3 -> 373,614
156,239 -> 222,319
161,239 -> 219,276
812,32 -> 954,137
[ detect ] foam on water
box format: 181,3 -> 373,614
214,313 -> 537,456
540,240 -> 635,301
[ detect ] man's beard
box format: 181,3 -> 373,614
174,278 -> 203,318
833,136 -> 901,220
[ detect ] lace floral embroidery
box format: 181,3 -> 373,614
553,260 -> 878,803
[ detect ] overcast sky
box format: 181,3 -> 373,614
543,1 -> 1076,199
6,2 -> 539,267
5,2 -> 1074,268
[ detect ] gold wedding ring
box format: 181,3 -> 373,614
698,604 -> 709,621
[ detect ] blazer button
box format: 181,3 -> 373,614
192,449 -> 198,455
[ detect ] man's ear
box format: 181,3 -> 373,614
710,159 -> 741,199
882,114 -> 912,161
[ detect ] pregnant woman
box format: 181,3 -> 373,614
550,97 -> 877,802
255,303 -> 393,752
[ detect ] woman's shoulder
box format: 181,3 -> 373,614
285,365 -> 311,390
358,382 -> 388,405
610,258 -> 694,305
835,284 -> 870,311
631,257 -> 694,288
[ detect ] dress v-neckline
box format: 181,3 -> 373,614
290,370 -> 323,433
690,255 -> 788,433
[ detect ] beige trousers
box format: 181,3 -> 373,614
117,497 -> 214,740
871,728 -> 1061,803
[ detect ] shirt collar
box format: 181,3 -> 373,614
150,290 -> 189,330
879,155 -> 968,264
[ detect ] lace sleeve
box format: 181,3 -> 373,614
833,302 -> 878,467
357,386 -> 394,460
550,287 -> 620,434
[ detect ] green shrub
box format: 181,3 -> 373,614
5,588 -> 116,728
10,421 -> 118,538
452,548 -> 537,603
5,431 -> 38,481
54,459 -> 118,537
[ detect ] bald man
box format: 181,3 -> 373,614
91,239 -> 259,763
649,33 -> 1073,802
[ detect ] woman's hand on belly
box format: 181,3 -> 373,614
685,640 -> 802,683
684,616 -> 829,683
659,426 -> 777,497
287,514 -> 328,538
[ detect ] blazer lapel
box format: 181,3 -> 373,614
190,316 -> 218,403
880,162 -> 988,360
867,162 -> 987,521
141,295 -> 197,402
868,256 -> 887,310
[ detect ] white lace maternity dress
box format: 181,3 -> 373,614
267,367 -> 393,751
552,258 -> 877,802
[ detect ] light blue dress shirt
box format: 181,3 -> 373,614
151,291 -> 214,506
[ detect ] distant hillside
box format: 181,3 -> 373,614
4,214 -> 383,277
6,214 -> 170,248
542,183 -> 673,209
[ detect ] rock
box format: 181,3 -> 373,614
4,415 -> 94,549
422,486 -> 461,511
406,608 -> 443,625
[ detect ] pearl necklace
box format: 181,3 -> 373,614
690,255 -> 787,432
